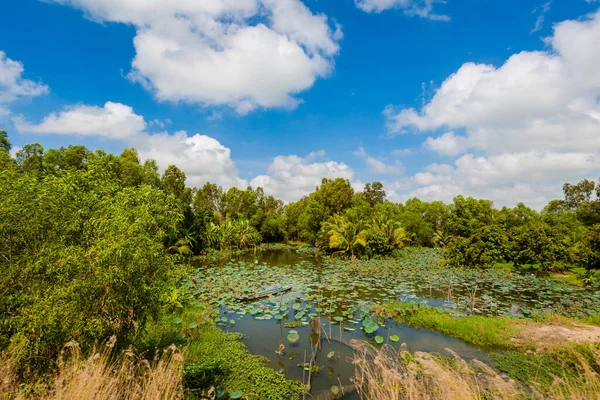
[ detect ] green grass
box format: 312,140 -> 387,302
137,307 -> 302,400
381,302 -> 517,348
494,343 -> 600,391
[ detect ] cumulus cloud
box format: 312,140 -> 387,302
386,10 -> 600,154
49,0 -> 341,113
383,10 -> 600,208
137,132 -> 247,188
400,151 -> 599,209
15,101 -> 245,189
354,146 -> 404,174
14,102 -> 145,139
423,131 -> 468,156
0,51 -> 48,115
250,152 -> 355,202
355,0 -> 449,21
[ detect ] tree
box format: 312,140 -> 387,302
362,182 -> 386,206
162,165 -> 192,206
563,179 -> 596,210
370,213 -> 408,252
16,143 -> 44,174
323,214 -> 368,259
141,159 -> 162,188
312,178 -> 354,216
0,130 -> 10,152
580,225 -> 600,270
0,130 -> 14,171
445,225 -> 509,268
508,223 -> 567,270
118,148 -> 143,187
447,195 -> 496,238
193,182 -> 225,221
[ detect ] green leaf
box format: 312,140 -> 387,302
331,385 -> 339,395
375,335 -> 384,344
173,317 -> 182,325
188,322 -> 198,329
287,330 -> 300,343
229,389 -> 243,399
390,335 -> 400,342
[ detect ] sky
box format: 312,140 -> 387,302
1,0 -> 599,209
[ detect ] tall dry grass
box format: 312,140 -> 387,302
351,339 -> 523,400
49,337 -> 184,400
1,337 -> 184,400
351,339 -> 600,400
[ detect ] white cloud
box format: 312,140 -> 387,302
391,148 -> 415,156
423,131 -> 468,156
0,51 -> 48,115
250,152 -> 355,202
50,0 -> 341,113
14,102 -> 146,139
386,10 -> 600,154
9,146 -> 22,159
400,151 -> 599,209
531,1 -> 552,33
355,0 -> 449,21
383,11 -> 600,209
15,101 -> 245,189
354,146 -> 404,174
137,131 -> 247,188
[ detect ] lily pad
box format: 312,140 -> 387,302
287,330 -> 300,343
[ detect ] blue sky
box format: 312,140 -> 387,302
1,0 -> 599,208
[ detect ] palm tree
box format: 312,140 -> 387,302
169,237 -> 194,265
432,229 -> 452,248
371,214 -> 408,252
325,214 -> 368,259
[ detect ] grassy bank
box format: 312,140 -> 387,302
376,302 -> 520,349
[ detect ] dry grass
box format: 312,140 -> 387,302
0,352 -> 20,400
1,337 -> 184,400
351,339 -> 600,400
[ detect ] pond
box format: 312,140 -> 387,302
186,248 -> 600,398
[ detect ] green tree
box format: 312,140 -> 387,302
508,223 -> 568,270
0,130 -> 10,152
361,182 -> 386,207
370,213 -> 408,252
16,143 -> 44,175
323,214 -> 368,259
162,165 -> 192,206
447,195 -> 496,238
141,159 -> 162,188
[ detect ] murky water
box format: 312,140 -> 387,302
197,249 -> 492,398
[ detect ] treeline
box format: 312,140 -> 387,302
2,132 -> 599,270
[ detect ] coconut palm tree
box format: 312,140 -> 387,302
324,214 -> 368,259
371,214 -> 409,252
432,229 -> 452,248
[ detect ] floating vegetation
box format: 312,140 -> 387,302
184,248 -> 600,333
